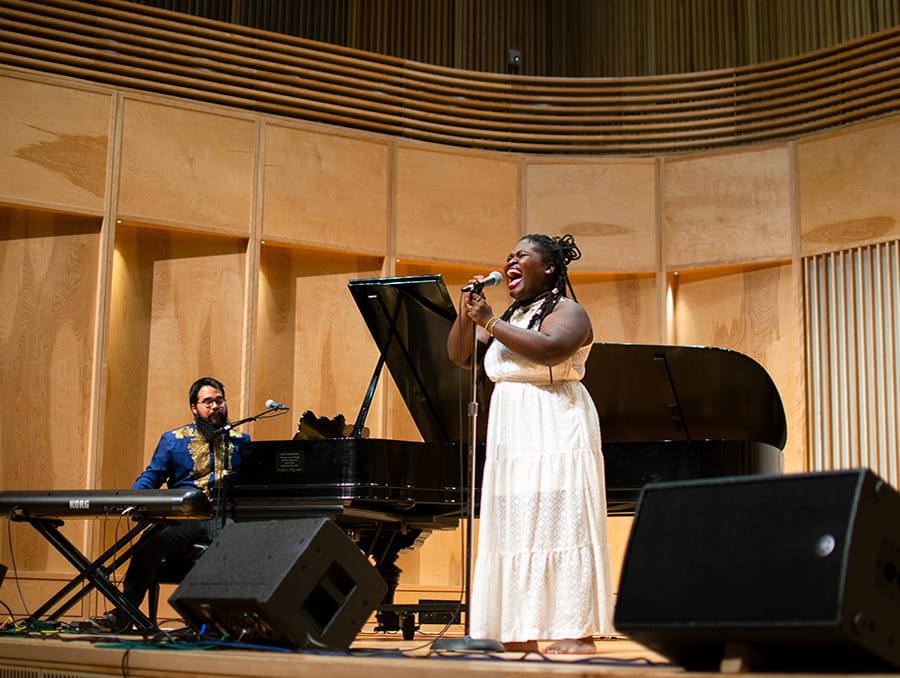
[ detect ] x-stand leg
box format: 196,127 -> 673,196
12,513 -> 162,634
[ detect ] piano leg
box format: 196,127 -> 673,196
356,526 -> 423,634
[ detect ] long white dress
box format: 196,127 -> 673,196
469,298 -> 614,643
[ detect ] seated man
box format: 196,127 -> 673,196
93,377 -> 250,631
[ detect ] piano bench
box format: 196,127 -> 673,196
148,543 -> 208,625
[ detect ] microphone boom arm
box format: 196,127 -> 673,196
218,406 -> 288,433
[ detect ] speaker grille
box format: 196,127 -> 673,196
617,472 -> 860,625
614,469 -> 900,671
170,518 -> 386,650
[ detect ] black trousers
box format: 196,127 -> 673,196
120,517 -> 228,607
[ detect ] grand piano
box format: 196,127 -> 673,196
225,274 -> 786,628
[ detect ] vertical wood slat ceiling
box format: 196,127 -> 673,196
130,0 -> 900,77
2,0 -> 900,154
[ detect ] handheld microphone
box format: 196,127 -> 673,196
462,270 -> 503,293
265,399 -> 290,411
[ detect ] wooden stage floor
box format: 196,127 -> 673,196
0,621 -> 674,678
1,623 -> 898,678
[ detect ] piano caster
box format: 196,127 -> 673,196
374,608 -> 419,640
401,613 -> 417,641
374,609 -> 400,634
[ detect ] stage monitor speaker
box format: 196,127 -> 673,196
169,517 -> 387,650
614,469 -> 900,672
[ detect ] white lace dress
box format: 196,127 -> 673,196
469,299 -> 614,643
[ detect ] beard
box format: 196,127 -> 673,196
195,408 -> 228,443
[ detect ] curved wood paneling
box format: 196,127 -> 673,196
1,0 -> 899,154
76,0 -> 900,78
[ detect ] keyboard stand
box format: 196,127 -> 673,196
12,512 -> 162,634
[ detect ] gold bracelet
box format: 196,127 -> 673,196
485,316 -> 499,336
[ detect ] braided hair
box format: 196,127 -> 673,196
500,233 -> 582,331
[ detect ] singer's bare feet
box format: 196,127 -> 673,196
503,640 -> 539,653
544,637 -> 597,654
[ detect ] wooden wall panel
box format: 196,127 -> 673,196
252,245 -> 301,442
0,75 -> 110,214
101,226 -> 249,484
665,146 -> 793,268
394,529 -> 464,596
571,272 -> 661,344
394,145 -> 519,267
0,207 -> 100,573
253,245 -> 385,441
671,262 -> 806,473
261,123 -> 390,254
101,226 -> 154,491
117,99 -> 256,234
525,160 -> 659,272
798,118 -> 900,256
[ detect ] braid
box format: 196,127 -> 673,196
514,233 -> 581,329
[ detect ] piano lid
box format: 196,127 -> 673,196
583,343 -> 787,450
349,274 -> 485,446
349,275 -> 787,452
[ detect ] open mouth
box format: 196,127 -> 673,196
506,267 -> 522,289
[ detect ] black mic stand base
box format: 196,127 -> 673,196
431,635 -> 505,652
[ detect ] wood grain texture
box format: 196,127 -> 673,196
665,146 -> 793,268
394,145 -> 519,266
117,98 -> 256,233
253,244 -> 385,441
798,117 -> 900,256
101,226 -> 248,482
525,160 -> 658,272
261,123 -> 390,254
0,74 -> 110,213
571,272 -> 662,344
0,207 -> 100,571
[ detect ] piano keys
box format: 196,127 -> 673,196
0,488 -> 213,633
0,488 -> 212,520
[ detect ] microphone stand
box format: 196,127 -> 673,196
217,405 -> 290,435
432,313 -> 504,653
212,406 -> 289,523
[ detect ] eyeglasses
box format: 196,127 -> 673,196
197,397 -> 226,409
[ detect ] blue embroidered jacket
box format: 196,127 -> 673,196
132,424 -> 250,496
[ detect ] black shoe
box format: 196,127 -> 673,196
90,609 -> 131,633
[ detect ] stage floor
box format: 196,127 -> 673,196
0,624 -> 679,678
2,624 -> 898,678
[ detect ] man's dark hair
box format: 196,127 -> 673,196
189,377 -> 226,405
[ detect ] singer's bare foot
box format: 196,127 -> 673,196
544,637 -> 597,654
504,640 -> 539,653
